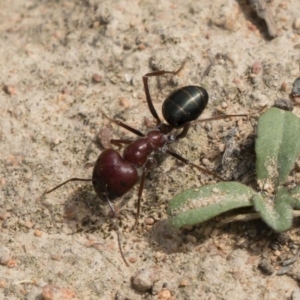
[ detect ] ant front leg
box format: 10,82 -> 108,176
103,186 -> 130,267
101,110 -> 145,137
142,63 -> 186,126
133,157 -> 157,229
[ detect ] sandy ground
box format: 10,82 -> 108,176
1,0 -> 300,299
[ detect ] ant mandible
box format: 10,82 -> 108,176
44,64 -> 247,266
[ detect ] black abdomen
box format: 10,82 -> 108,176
162,85 -> 209,128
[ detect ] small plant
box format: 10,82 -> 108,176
167,107 -> 300,232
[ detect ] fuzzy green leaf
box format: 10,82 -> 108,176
167,182 -> 255,228
289,185 -> 300,210
253,187 -> 293,232
256,107 -> 300,188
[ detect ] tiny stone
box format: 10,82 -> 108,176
3,85 -> 17,95
129,257 -> 137,263
24,221 -> 33,229
131,268 -> 159,293
202,158 -> 210,166
157,289 -> 172,300
218,143 -> 225,152
0,252 -> 11,265
280,82 -> 288,92
293,17 -> 300,30
186,235 -> 197,244
6,259 -> 17,268
252,61 -> 262,74
291,77 -> 300,96
221,101 -> 228,108
0,280 -> 7,288
274,250 -> 281,257
258,258 -> 274,275
51,254 -> 62,261
0,247 -> 11,265
138,44 -> 147,51
179,279 -> 189,287
92,73 -> 102,83
0,210 -> 9,220
145,218 -> 155,225
118,97 -> 130,108
203,227 -> 213,237
42,284 -> 78,300
273,98 -> 294,111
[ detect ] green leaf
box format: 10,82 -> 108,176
253,187 -> 293,232
167,182 -> 255,228
289,185 -> 300,210
256,107 -> 300,189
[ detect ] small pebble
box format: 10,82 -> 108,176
202,158 -> 210,166
218,143 -> 225,152
24,221 -> 33,229
92,73 -> 102,83
6,259 -> 17,268
221,101 -> 228,108
3,85 -> 17,95
0,280 -> 7,288
273,98 -> 294,111
293,17 -> 300,30
129,257 -> 137,264
51,254 -> 62,261
131,268 -> 160,293
157,289 -> 172,300
145,218 -> 155,225
118,97 -> 130,108
274,250 -> 281,257
252,61 -> 262,74
0,247 -> 11,265
186,235 -> 197,244
179,279 -> 189,287
291,77 -> 300,103
42,284 -> 78,300
280,81 -> 288,92
258,258 -> 274,275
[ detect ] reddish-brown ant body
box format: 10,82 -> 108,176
45,65 -> 246,266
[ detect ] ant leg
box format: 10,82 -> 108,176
166,149 -> 225,181
173,123 -> 191,140
104,189 -> 130,267
101,110 -> 145,137
174,114 -> 249,140
132,168 -> 147,229
190,113 -> 248,125
110,139 -> 132,148
44,178 -> 93,195
143,63 -> 186,126
191,105 -> 266,125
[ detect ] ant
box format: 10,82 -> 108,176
44,64 -> 247,266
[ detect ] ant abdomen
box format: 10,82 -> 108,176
162,85 -> 209,128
